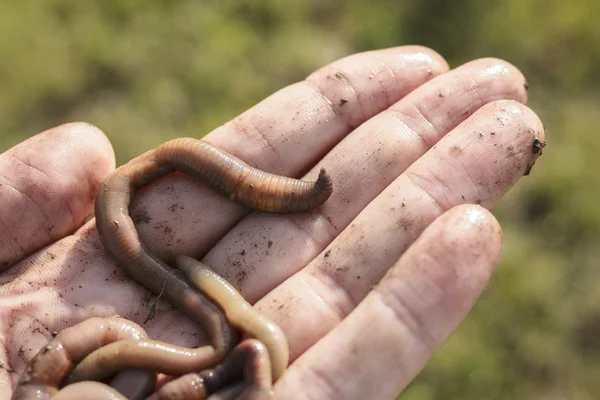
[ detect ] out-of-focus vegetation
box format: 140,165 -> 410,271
1,0 -> 598,398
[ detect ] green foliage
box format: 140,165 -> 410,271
1,0 -> 598,398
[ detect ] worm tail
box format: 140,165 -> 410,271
154,138 -> 333,212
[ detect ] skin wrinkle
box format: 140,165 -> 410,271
11,155 -> 49,179
452,155 -> 486,204
0,203 -> 28,260
289,355 -> 340,400
374,259 -> 440,354
302,80 -> 343,120
401,60 -> 527,145
312,213 -> 411,313
0,175 -> 51,237
313,48 -> 447,126
373,58 -> 396,105
400,103 -> 442,147
283,213 -> 335,252
330,69 -> 368,122
12,152 -> 80,232
403,170 -> 451,214
234,116 -> 286,175
304,271 -> 353,325
426,159 -> 469,206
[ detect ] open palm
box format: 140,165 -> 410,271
0,46 -> 544,399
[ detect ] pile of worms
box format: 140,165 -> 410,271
12,138 -> 333,400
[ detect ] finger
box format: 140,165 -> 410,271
130,46 -> 448,262
273,205 -> 502,400
204,58 -> 529,301
0,122 -> 115,269
257,99 -> 544,359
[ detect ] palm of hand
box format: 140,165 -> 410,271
0,46 -> 543,400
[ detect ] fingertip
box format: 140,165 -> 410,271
413,204 -> 502,294
51,122 -> 116,173
387,45 -> 450,73
466,57 -> 529,104
444,204 -> 503,261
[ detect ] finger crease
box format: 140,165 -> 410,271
404,170 -> 450,214
373,278 -> 437,353
11,155 -> 49,179
0,178 -> 52,252
375,58 -> 396,106
303,80 -> 354,132
237,115 -> 286,174
12,156 -> 79,228
305,271 -> 353,325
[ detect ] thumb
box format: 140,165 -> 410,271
0,122 -> 115,270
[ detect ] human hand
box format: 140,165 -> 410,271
0,46 -> 544,399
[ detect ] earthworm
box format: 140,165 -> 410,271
152,138 -> 333,213
12,317 -> 155,400
220,339 -> 273,400
176,255 -> 288,380
49,382 -> 127,400
65,338 -> 226,383
151,339 -> 272,400
94,138 -> 332,373
109,368 -> 156,400
64,259 -> 286,384
207,383 -> 245,400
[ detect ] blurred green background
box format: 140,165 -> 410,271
1,1 -> 598,399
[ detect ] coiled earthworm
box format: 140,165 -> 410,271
12,317 -> 155,400
176,255 -> 288,380
150,339 -> 272,400
94,138 -> 332,374
64,257 -> 287,384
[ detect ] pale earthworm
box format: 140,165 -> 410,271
65,338 -> 228,384
64,259 -> 286,385
176,255 -> 288,381
49,381 -> 127,400
94,138 -> 332,370
12,317 -> 155,400
151,339 -> 272,400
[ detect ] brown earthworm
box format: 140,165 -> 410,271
94,138 -> 332,373
176,255 -> 288,380
214,339 -> 273,400
150,339 -> 272,400
12,317 -> 155,400
207,383 -> 245,400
